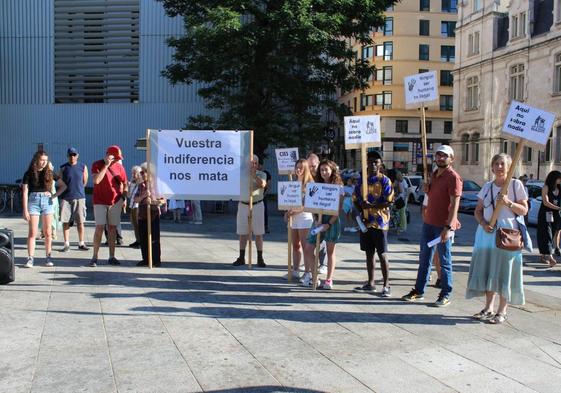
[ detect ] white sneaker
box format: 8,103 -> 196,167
318,264 -> 328,275
24,257 -> 34,268
283,271 -> 300,280
300,272 -> 312,286
381,286 -> 391,297
44,256 -> 54,267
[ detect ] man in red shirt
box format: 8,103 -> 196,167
402,145 -> 462,307
88,146 -> 128,267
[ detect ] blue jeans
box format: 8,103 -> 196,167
414,223 -> 453,298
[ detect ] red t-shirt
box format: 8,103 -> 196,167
425,167 -> 463,229
91,160 -> 128,205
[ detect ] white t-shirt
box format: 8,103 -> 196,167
478,179 -> 527,229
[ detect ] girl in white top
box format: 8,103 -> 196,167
284,159 -> 314,278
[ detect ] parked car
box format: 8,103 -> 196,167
526,181 -> 544,225
459,180 -> 482,213
404,175 -> 423,203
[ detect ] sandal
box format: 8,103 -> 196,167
488,313 -> 508,324
472,309 -> 494,321
548,256 -> 557,268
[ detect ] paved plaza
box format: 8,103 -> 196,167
1,207 -> 561,393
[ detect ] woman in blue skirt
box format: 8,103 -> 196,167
466,153 -> 528,324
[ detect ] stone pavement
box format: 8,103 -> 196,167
1,208 -> 561,393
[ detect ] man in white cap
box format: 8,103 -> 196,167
232,154 -> 267,267
402,145 -> 462,307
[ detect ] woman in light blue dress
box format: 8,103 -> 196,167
466,153 -> 528,324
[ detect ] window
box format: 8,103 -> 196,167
520,12 -> 526,37
546,136 -> 552,161
362,46 -> 374,60
440,70 -> 453,86
523,146 -> 533,163
441,0 -> 457,13
471,133 -> 480,163
466,76 -> 479,110
360,94 -> 374,110
509,64 -> 525,101
420,120 -> 432,134
419,68 -> 429,74
384,17 -> 393,36
375,91 -> 392,109
353,96 -> 357,112
511,15 -> 519,38
461,134 -> 470,164
441,21 -> 456,37
420,20 -> 430,36
444,121 -> 453,134
420,0 -> 430,11
440,95 -> 453,111
556,126 -> 561,163
419,44 -> 430,60
376,42 -> 393,60
376,66 -> 393,85
54,0 -> 140,103
555,53 -> 561,94
441,45 -> 455,62
396,120 -> 408,133
468,32 -> 480,55
473,0 -> 481,11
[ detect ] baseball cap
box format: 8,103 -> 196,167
106,145 -> 123,160
67,147 -> 78,155
435,145 -> 454,157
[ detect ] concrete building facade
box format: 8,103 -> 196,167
452,0 -> 561,184
0,0 -> 210,184
337,0 -> 457,173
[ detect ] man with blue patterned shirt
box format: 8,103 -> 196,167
353,151 -> 394,297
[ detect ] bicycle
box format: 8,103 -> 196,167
0,184 -> 22,214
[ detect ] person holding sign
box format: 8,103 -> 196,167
284,159 -> 314,280
232,155 -> 267,267
402,145 -> 462,307
303,160 -> 344,289
352,151 -> 394,296
466,154 -> 528,324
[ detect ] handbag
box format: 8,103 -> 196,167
489,182 -> 523,251
394,197 -> 405,210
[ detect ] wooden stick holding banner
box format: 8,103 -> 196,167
304,183 -> 343,290
489,101 -> 556,227
248,130 -> 254,269
275,147 -> 299,283
403,71 -> 439,183
343,115 -> 381,220
146,128 -> 153,269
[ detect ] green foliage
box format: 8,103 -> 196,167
158,0 -> 395,156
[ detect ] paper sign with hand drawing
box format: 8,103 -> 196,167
304,183 -> 342,215
277,181 -> 302,211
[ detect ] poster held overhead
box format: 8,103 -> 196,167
275,148 -> 299,175
489,102 -> 557,227
344,115 -> 381,149
403,71 -> 439,183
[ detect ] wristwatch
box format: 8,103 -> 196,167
507,201 -> 514,208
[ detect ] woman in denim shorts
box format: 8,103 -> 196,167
22,150 -> 67,267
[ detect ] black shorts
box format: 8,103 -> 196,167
360,227 -> 388,253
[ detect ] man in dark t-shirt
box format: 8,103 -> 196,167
402,145 -> 462,307
58,147 -> 89,252
88,145 -> 128,267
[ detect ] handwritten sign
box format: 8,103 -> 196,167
502,101 -> 556,146
404,71 -> 438,105
275,148 -> 299,175
277,181 -> 302,210
304,183 -> 342,216
344,115 -> 381,149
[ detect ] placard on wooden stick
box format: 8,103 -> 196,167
275,148 -> 299,175
278,181 -> 303,211
489,101 -> 556,227
344,115 -> 381,150
304,183 -> 342,216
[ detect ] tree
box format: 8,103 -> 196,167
158,0 -> 395,157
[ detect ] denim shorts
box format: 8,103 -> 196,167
28,192 -> 55,216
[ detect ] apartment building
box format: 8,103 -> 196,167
337,0 -> 457,173
452,0 -> 561,183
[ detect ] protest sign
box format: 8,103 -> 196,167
149,130 -> 251,200
304,183 -> 342,216
344,115 -> 381,149
404,71 -> 438,105
502,101 -> 556,146
275,148 -> 299,175
278,181 -> 303,211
